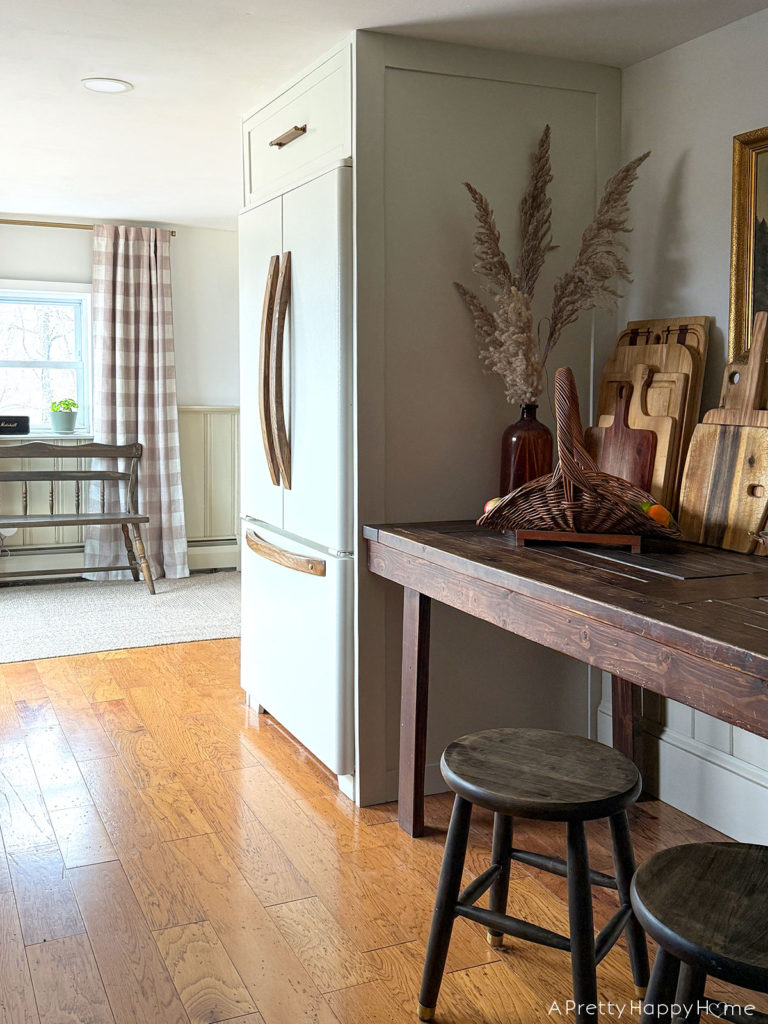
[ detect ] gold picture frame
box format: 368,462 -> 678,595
729,124 -> 768,358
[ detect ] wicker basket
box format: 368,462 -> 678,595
478,367 -> 681,539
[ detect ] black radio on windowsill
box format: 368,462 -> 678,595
0,416 -> 30,435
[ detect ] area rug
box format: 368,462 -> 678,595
0,571 -> 240,663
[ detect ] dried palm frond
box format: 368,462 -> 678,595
486,287 -> 541,404
454,126 -> 648,406
454,281 -> 541,406
542,151 -> 650,365
454,282 -> 497,340
462,182 -> 513,293
514,124 -> 557,299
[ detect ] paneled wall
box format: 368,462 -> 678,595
178,406 -> 240,569
0,406 -> 239,574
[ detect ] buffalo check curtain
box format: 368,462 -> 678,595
83,225 -> 189,580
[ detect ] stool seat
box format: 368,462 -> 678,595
441,728 -> 641,821
632,843 -> 768,994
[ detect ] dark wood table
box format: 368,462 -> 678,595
364,521 -> 768,837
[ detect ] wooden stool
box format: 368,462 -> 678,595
631,843 -> 768,1023
418,728 -> 649,1023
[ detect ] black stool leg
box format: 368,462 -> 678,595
487,813 -> 513,948
609,811 -> 650,996
418,795 -> 473,1020
566,820 -> 598,1023
641,948 -> 681,1024
674,963 -> 707,1024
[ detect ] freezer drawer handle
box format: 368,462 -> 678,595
270,250 -> 292,489
246,529 -> 326,577
259,255 -> 281,485
269,124 -> 307,149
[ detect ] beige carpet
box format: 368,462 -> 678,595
0,571 -> 240,663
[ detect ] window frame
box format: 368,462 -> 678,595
0,278 -> 93,435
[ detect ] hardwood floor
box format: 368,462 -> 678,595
0,639 -> 763,1023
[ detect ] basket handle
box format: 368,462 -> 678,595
548,367 -> 600,495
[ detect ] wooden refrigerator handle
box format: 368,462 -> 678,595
245,529 -> 326,576
259,255 -> 281,485
270,251 -> 292,489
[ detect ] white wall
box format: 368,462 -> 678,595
616,8 -> 768,841
620,7 -> 768,409
0,219 -> 239,406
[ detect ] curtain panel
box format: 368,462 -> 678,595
84,225 -> 189,580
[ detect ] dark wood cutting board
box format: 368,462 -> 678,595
585,383 -> 657,492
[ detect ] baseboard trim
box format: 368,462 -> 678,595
188,543 -> 240,571
598,703 -> 768,843
0,541 -> 240,576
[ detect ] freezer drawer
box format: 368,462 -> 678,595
240,522 -> 354,776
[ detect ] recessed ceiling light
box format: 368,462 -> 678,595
81,77 -> 133,93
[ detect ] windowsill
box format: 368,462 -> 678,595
0,432 -> 95,442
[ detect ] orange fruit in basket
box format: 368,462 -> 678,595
641,501 -> 673,526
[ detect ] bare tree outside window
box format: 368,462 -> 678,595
0,283 -> 90,430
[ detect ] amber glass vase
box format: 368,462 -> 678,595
499,404 -> 553,496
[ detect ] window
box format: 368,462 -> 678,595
0,279 -> 92,433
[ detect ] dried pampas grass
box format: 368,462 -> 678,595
455,126 -> 649,407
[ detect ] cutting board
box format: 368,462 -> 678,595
622,316 -> 710,362
617,317 -> 709,491
678,422 -> 768,553
603,340 -> 694,384
598,365 -> 683,507
703,311 -> 768,427
585,383 -> 657,491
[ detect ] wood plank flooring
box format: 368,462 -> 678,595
0,638 -> 764,1023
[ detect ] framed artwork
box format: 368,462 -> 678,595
729,125 -> 768,358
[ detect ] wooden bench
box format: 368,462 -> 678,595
0,441 -> 155,594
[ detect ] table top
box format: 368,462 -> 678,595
364,521 -> 768,682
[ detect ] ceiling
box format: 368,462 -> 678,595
2,0 -> 766,231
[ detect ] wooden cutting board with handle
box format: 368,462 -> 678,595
585,382 -> 657,491
678,422 -> 768,554
598,364 -> 684,508
616,317 -> 708,491
601,340 -> 694,395
703,311 -> 768,427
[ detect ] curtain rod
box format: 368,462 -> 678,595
0,217 -> 176,236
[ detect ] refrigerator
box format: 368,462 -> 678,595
239,164 -> 355,784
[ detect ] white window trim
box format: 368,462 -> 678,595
0,278 -> 93,438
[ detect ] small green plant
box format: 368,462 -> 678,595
50,399 -> 78,412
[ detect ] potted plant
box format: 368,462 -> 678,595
49,399 -> 78,433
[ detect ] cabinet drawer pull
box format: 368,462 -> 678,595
269,124 -> 307,149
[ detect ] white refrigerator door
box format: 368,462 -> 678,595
281,166 -> 353,553
240,520 -> 354,777
239,195 -> 284,528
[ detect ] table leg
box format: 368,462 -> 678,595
399,588 -> 432,837
611,675 -> 642,769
